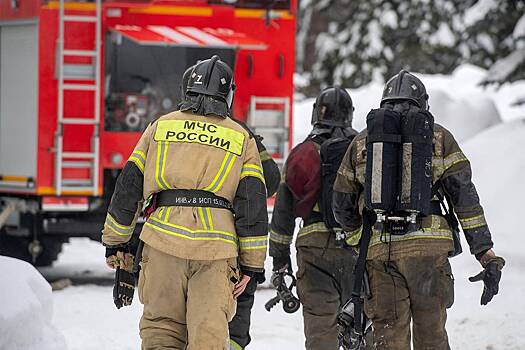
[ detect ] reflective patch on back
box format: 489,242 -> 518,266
154,120 -> 245,156
371,143 -> 383,204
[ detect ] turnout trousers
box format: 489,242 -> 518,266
138,244 -> 238,350
296,246 -> 357,350
364,254 -> 454,350
228,277 -> 258,349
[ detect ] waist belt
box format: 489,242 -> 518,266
156,189 -> 234,212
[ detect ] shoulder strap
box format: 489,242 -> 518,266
352,211 -> 373,335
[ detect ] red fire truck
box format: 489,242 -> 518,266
0,0 -> 295,265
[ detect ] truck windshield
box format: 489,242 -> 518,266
208,0 -> 291,10
104,35 -> 235,132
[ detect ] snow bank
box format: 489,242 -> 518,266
0,256 -> 67,350
447,119 -> 525,350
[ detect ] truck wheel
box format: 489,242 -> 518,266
0,232 -> 65,267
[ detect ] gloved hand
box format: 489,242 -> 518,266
469,254 -> 505,305
113,267 -> 135,309
105,245 -> 136,309
272,255 -> 292,273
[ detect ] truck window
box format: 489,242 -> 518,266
104,35 -> 235,132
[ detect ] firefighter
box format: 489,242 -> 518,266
180,63 -> 281,350
102,55 -> 268,350
269,87 -> 360,350
333,70 -> 505,350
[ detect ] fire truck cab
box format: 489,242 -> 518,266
0,0 -> 295,265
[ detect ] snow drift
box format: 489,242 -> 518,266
294,64 -> 516,143
0,256 -> 67,350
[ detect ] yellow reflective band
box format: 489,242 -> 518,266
297,222 -> 340,238
345,227 -> 363,246
154,120 -> 245,156
214,154 -> 236,192
460,214 -> 487,230
239,236 -> 268,250
105,214 -> 134,236
240,170 -> 265,184
230,339 -> 243,350
369,228 -> 452,247
259,150 -> 272,162
198,207 -> 208,229
155,142 -> 170,189
128,150 -> 146,173
444,151 -> 468,171
145,217 -> 237,245
204,152 -> 236,193
205,207 -> 214,230
269,229 -> 293,245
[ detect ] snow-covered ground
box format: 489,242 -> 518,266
2,64 -> 525,349
0,256 -> 67,350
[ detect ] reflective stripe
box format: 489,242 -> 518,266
259,149 -> 272,162
155,142 -> 170,189
369,228 -> 452,247
205,207 -> 214,230
230,340 -> 243,350
204,152 -> 236,193
240,164 -> 265,184
197,207 -> 213,230
128,150 -> 146,173
444,151 -> 467,171
239,236 -> 267,250
345,227 -> 362,246
460,214 -> 487,230
297,222 -> 341,238
105,214 -> 134,236
145,216 -> 237,245
269,229 -> 293,245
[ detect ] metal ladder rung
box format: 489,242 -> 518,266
62,179 -> 93,186
63,15 -> 97,22
63,84 -> 97,91
62,152 -> 96,159
60,186 -> 96,193
62,118 -> 99,125
62,161 -> 93,168
63,49 -> 97,57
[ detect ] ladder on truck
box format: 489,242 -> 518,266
55,0 -> 102,196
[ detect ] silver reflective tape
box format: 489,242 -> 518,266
401,143 -> 412,204
371,143 -> 383,204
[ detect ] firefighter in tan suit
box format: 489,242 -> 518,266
102,56 -> 268,350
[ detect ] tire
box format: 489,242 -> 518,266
0,232 -> 65,267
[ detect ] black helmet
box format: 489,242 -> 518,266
311,86 -> 354,128
186,55 -> 235,108
180,64 -> 196,99
381,70 -> 429,109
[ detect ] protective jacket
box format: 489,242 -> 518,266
333,123 -> 494,260
102,110 -> 268,273
269,128 -> 357,258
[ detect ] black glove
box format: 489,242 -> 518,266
113,267 -> 135,309
272,255 -> 292,273
468,257 -> 505,305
